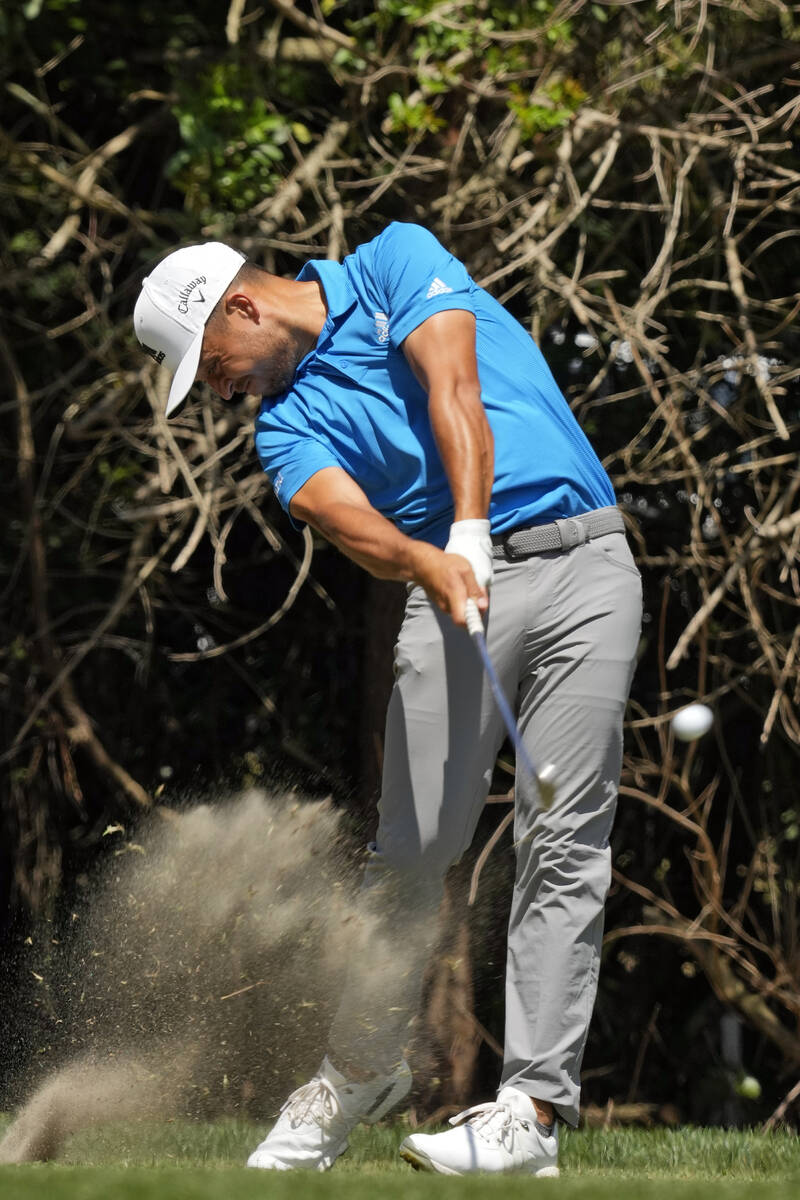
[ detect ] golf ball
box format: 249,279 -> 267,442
671,703 -> 713,742
735,1074 -> 762,1100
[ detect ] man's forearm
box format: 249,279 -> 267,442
289,445 -> 490,625
428,380 -> 494,520
307,499 -> 439,584
308,497 -> 487,624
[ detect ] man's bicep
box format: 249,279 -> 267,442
401,309 -> 480,396
289,465 -> 374,526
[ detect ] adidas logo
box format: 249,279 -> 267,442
426,277 -> 453,299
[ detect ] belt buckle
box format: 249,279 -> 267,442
554,516 -> 587,551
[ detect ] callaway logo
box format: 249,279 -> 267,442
374,310 -> 390,343
177,275 -> 207,314
426,276 -> 453,299
142,342 -> 165,365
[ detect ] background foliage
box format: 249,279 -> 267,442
1,0 -> 799,1128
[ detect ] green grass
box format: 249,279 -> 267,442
1,1117 -> 799,1199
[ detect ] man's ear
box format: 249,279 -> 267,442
224,292 -> 260,324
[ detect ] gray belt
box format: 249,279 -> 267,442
492,505 -> 624,560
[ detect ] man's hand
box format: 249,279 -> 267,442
412,542 -> 488,627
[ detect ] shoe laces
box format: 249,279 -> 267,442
281,1076 -> 340,1129
449,1099 -> 529,1149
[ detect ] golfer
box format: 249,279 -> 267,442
134,223 -> 642,1176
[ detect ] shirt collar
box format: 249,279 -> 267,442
296,259 -> 357,331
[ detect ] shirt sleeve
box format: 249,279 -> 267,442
371,222 -> 476,348
254,408 -> 339,525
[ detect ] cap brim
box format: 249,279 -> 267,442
165,327 -> 204,416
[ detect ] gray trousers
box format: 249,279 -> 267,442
329,523 -> 642,1126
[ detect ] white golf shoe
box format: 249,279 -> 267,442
246,1055 -> 412,1171
399,1085 -> 559,1176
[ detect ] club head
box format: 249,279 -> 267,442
537,762 -> 557,810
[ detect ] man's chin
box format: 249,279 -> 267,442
262,376 -> 294,400
261,353 -> 304,399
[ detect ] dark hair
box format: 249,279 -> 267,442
236,259 -> 270,285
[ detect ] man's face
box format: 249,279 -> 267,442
196,310 -> 304,402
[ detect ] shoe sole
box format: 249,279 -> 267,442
400,1143 -> 460,1175
399,1140 -> 560,1178
247,1148 -> 345,1172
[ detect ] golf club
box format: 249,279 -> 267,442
465,599 -> 556,810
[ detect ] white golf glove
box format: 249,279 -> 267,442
444,518 -> 493,591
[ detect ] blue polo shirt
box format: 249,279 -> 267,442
254,222 -> 614,547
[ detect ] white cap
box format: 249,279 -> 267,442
133,242 -> 246,415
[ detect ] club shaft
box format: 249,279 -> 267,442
471,626 -> 538,781
464,599 -> 555,809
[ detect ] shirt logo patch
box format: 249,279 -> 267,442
273,470 -> 284,496
426,277 -> 453,299
374,310 -> 390,343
